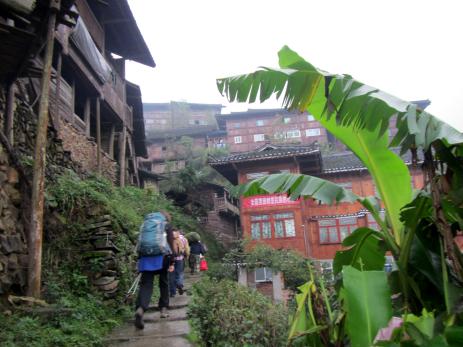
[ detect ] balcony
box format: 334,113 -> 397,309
214,194 -> 240,216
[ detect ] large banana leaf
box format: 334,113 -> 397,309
233,172 -> 358,204
218,46 -> 435,244
342,266 -> 392,347
333,227 -> 386,274
217,46 -> 463,153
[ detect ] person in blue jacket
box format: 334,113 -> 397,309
134,211 -> 176,329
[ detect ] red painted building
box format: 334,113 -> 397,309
209,143 -> 424,263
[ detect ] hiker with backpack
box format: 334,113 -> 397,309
169,229 -> 190,297
134,211 -> 177,329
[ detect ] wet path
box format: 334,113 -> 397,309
106,272 -> 201,347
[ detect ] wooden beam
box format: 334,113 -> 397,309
119,126 -> 127,187
28,0 -> 60,299
53,52 -> 62,132
108,123 -> 115,159
84,97 -> 90,137
5,82 -> 15,144
96,97 -> 101,174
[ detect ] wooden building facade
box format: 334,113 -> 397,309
0,0 -> 154,186
209,143 -> 424,263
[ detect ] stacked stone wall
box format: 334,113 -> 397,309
0,145 -> 28,294
57,118 -> 117,183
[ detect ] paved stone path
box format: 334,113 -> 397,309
107,272 -> 202,347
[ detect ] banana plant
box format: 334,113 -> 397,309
217,46 -> 463,345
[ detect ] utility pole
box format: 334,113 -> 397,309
27,0 -> 60,298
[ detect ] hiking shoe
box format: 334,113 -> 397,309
178,286 -> 184,295
160,307 -> 169,318
134,307 -> 144,329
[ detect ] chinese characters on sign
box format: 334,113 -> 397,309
242,194 -> 300,208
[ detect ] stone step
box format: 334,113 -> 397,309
107,320 -> 190,344
147,295 -> 191,311
109,335 -> 192,347
129,307 -> 187,323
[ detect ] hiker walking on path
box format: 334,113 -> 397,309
188,236 -> 207,274
169,230 -> 189,297
134,211 -> 177,329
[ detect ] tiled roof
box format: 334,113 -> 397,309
322,148 -> 421,174
209,143 -> 319,165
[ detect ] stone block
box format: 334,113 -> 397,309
4,185 -> 21,205
0,172 -> 7,185
8,235 -> 24,253
8,254 -> 19,270
7,168 -> 18,184
0,234 -> 12,253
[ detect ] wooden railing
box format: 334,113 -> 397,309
214,196 -> 240,215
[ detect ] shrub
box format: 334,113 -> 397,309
188,277 -> 288,347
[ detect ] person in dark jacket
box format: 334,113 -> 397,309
188,239 -> 206,274
134,211 -> 177,330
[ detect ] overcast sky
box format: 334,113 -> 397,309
125,0 -> 463,131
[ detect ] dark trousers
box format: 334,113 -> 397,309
135,267 -> 169,311
169,259 -> 185,295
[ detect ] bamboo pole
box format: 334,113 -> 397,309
96,97 -> 101,174
84,97 -> 90,137
53,51 -> 62,132
108,124 -> 115,159
27,0 -> 60,298
5,81 -> 15,144
119,126 -> 127,187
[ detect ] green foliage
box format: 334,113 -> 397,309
10,172 -> 221,345
342,266 -> 392,347
333,227 -> 386,274
0,286 -> 129,347
217,45 -> 463,346
188,277 -> 288,347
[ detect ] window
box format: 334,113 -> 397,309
159,119 -> 167,125
283,117 -> 291,124
253,134 -> 265,142
307,115 -> 315,121
274,212 -> 296,237
255,267 -> 273,282
246,172 -> 269,180
145,119 -> 155,124
234,136 -> 242,144
251,215 -> 271,239
318,216 -> 358,244
256,119 -> 264,126
306,128 -> 321,137
251,212 -> 296,239
286,130 -> 301,138
233,122 -> 241,128
161,146 -> 167,151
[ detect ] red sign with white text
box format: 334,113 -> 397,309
242,194 -> 300,209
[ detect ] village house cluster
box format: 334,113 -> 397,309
142,102 -> 429,272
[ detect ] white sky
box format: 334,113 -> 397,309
125,0 -> 463,131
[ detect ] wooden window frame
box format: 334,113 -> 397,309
250,212 -> 296,240
234,136 -> 242,144
318,216 -> 358,244
305,128 -> 321,137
